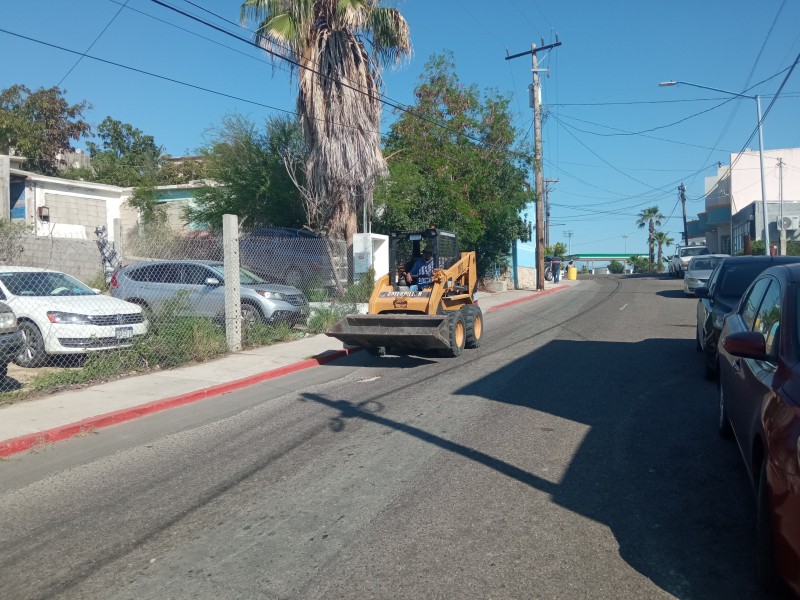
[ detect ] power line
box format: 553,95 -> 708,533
57,0 -> 130,87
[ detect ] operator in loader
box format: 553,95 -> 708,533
406,248 -> 435,291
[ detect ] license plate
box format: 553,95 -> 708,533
115,326 -> 133,339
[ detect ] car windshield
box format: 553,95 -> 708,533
689,257 -> 722,271
0,271 -> 96,296
682,247 -> 710,257
208,265 -> 266,285
719,263 -> 774,298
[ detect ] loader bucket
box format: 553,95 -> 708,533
326,314 -> 451,351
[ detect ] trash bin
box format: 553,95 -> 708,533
567,265 -> 577,280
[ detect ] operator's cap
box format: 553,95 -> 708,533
423,248 -> 433,255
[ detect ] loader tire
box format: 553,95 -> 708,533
464,305 -> 483,349
445,311 -> 466,357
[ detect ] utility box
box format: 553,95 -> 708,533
353,233 -> 389,282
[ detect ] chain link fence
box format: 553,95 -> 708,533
0,217 -> 369,398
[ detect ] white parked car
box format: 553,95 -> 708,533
683,254 -> 728,296
0,267 -> 148,368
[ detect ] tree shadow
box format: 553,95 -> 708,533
302,336 -> 765,599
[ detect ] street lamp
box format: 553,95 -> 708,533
659,80 -> 769,256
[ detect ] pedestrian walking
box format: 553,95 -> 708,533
552,256 -> 562,283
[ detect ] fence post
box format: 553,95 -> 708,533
112,218 -> 123,264
223,214 -> 241,352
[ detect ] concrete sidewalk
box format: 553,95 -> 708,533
0,280 -> 576,457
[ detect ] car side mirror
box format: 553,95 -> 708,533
695,286 -> 709,298
722,331 -> 767,361
205,277 -> 222,286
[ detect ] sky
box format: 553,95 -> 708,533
2,0 -> 800,257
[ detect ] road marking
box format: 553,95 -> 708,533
619,303 -> 628,311
359,376 -> 381,383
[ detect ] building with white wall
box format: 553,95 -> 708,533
692,147 -> 800,254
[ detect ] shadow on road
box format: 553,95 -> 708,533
303,335 -> 767,599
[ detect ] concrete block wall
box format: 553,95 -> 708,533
45,193 -> 107,237
6,236 -> 103,282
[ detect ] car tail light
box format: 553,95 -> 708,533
110,272 -> 119,288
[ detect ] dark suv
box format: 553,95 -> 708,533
695,255 -> 800,378
238,227 -> 340,289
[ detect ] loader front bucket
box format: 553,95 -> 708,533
326,314 -> 451,351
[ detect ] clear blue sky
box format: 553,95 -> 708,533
2,0 -> 799,256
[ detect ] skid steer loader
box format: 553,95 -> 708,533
326,228 -> 483,357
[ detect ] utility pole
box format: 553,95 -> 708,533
622,234 -> 628,254
506,39 -> 562,291
679,183 -> 688,245
564,230 -> 574,257
543,178 -> 559,247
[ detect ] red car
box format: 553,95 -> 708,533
718,264 -> 800,596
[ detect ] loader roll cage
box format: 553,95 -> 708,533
389,229 -> 460,289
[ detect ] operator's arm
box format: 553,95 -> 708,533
406,258 -> 422,283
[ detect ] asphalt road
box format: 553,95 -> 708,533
0,275 -> 770,599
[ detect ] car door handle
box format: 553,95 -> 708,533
732,358 -> 741,374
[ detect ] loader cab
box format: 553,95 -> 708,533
389,228 -> 460,290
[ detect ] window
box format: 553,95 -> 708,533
740,277 -> 771,331
754,282 -> 781,358
719,262 -> 774,298
0,271 -> 94,296
137,264 -> 181,283
182,264 -> 214,285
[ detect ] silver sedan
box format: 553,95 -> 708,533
683,254 -> 728,296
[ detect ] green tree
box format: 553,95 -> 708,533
240,0 -> 412,246
66,116 -> 163,186
545,242 -> 568,259
373,53 -> 533,274
0,84 -> 91,175
653,230 -> 674,272
636,206 -> 664,271
185,114 -> 306,230
629,255 -> 651,273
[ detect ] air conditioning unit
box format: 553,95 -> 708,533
777,216 -> 800,231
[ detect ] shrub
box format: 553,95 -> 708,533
608,260 -> 625,274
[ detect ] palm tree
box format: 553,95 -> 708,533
653,230 -> 674,273
240,0 -> 411,249
636,206 -> 664,269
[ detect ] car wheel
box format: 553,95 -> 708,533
445,311 -> 466,357
464,305 -> 483,349
241,302 -> 264,327
128,299 -> 153,321
756,461 -> 782,593
717,379 -> 734,439
695,327 -> 703,353
15,321 -> 47,368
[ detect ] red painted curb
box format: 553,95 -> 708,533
0,347 -> 360,458
0,286 -> 572,458
485,284 -> 566,313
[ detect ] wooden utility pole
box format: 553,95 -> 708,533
679,183 -> 688,244
543,178 -> 559,247
506,40 -> 561,291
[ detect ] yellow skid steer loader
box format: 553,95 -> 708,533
326,228 -> 483,356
